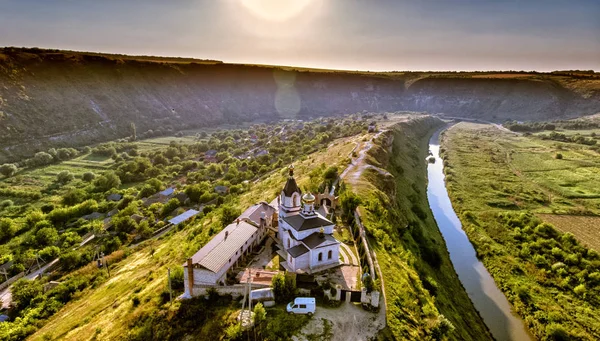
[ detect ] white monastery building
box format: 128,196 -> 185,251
183,202 -> 276,295
277,166 -> 340,273
183,165 -> 340,296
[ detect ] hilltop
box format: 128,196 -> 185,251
1,47 -> 600,163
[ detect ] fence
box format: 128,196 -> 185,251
0,272 -> 25,291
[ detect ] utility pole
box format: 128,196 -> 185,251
168,268 -> 173,304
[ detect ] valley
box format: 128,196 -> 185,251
441,122 -> 600,340
1,48 -> 600,163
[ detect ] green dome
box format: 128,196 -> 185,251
303,193 -> 315,203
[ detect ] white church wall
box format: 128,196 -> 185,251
309,244 -> 340,268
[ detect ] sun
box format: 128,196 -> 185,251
240,0 -> 313,22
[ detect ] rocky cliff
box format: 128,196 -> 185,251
1,48 -> 599,162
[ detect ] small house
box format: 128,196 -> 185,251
106,193 -> 123,202
215,185 -> 229,195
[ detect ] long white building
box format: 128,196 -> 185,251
183,202 -> 276,296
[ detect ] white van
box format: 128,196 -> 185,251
286,297 -> 316,315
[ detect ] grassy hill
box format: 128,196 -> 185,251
343,116 -> 493,340
1,47 -> 600,163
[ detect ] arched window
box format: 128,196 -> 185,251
318,252 -> 323,262
287,239 -> 291,248
328,250 -> 332,260
294,195 -> 300,207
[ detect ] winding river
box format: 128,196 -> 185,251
427,128 -> 532,341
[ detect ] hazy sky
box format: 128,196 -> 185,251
1,0 -> 599,71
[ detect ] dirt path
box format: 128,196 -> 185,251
293,303 -> 385,341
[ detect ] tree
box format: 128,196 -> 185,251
11,279 -> 43,311
220,205 -> 241,227
82,172 -> 96,182
340,190 -> 361,223
138,184 -> 157,199
161,198 -> 181,218
93,171 -> 121,192
32,151 -> 53,166
57,170 -> 74,184
272,272 -> 296,303
0,163 -> 18,177
0,218 -> 16,242
36,227 -> 59,247
62,188 -> 87,205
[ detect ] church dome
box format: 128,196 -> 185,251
302,193 -> 315,203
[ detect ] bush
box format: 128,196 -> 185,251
272,272 -> 296,303
57,170 -> 74,184
573,284 -> 586,297
0,163 -> 18,177
36,227 -> 59,247
82,172 -> 96,182
169,267 -> 185,291
93,171 -> 121,192
545,323 -> 570,341
0,218 -> 17,242
431,315 -> 454,340
555,153 -> 563,159
0,199 -> 13,209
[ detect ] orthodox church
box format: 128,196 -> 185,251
277,166 -> 340,273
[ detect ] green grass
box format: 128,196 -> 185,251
441,122 -> 600,340
349,117 -> 492,340
26,134 -> 355,341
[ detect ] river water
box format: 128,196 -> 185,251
426,128 -> 532,341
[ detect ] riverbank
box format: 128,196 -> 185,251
428,127 -> 531,341
345,116 -> 492,340
440,122 -> 600,340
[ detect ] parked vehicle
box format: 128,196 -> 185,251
286,297 -> 316,315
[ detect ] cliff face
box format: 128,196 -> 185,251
0,48 -> 599,162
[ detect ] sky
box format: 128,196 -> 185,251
0,0 -> 599,72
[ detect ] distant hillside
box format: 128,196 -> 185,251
1,47 -> 599,162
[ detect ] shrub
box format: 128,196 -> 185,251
82,172 -> 96,182
93,171 -> 121,192
431,315 -> 455,340
555,153 -> 563,159
224,323 -> 242,340
170,267 -> 185,291
545,323 -> 570,341
0,199 -> 13,208
272,272 -> 296,303
36,227 -> 59,247
0,163 -> 18,177
131,295 -> 140,307
220,205 -> 241,227
57,170 -> 74,184
0,218 -> 17,242
573,284 -> 586,297
516,285 -> 531,303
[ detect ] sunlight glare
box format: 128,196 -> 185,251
240,0 -> 313,22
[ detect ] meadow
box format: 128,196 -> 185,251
441,122 -> 600,340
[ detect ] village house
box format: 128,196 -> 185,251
183,202 -> 276,296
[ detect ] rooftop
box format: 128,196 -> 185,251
282,213 -> 333,232
169,209 -> 200,225
288,244 -> 310,257
238,202 -> 276,226
302,232 -> 339,249
282,176 -> 301,197
188,221 -> 258,273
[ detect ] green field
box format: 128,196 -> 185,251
441,122 -> 600,340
